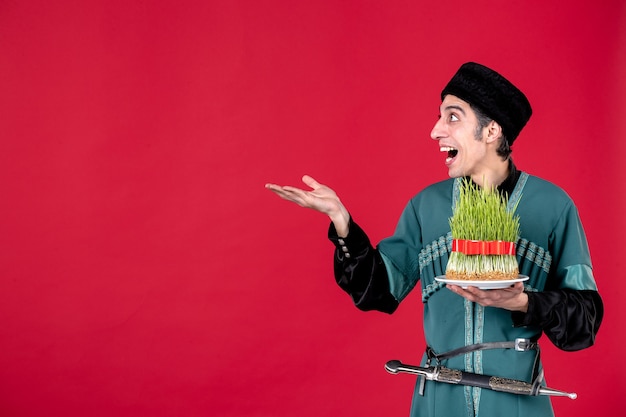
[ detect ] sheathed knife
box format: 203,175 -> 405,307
385,359 -> 576,399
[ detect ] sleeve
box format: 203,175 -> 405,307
328,218 -> 399,314
512,289 -> 603,351
512,199 -> 604,351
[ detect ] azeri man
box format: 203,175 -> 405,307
265,62 -> 603,417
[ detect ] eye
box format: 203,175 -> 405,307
450,114 -> 459,122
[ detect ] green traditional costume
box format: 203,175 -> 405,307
329,170 -> 602,417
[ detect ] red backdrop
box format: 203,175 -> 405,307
1,1 -> 624,416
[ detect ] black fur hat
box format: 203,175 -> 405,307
441,62 -> 532,145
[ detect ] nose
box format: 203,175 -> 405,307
430,117 -> 445,141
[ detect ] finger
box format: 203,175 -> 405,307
462,286 -> 484,296
302,175 -> 322,190
447,285 -> 471,297
281,185 -> 310,196
512,282 -> 524,290
266,183 -> 303,193
265,183 -> 288,192
500,282 -> 523,293
266,185 -> 305,203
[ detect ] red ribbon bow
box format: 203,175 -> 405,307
452,239 -> 516,255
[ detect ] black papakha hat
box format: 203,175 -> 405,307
441,62 -> 532,145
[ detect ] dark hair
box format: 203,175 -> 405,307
471,104 -> 512,160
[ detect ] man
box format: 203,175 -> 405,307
265,62 -> 603,417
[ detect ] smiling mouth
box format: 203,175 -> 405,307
440,146 -> 458,159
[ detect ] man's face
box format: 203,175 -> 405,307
430,95 -> 489,179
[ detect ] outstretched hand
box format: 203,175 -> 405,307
265,175 -> 351,236
446,282 -> 529,312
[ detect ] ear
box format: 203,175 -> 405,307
485,120 -> 503,144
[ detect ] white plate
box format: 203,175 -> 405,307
434,275 -> 529,290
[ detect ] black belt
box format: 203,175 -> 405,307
419,338 -> 540,396
426,338 -> 538,363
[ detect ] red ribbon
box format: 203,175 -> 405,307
452,239 -> 516,255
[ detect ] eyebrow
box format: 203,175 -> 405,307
443,105 -> 466,115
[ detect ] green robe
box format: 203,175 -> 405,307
377,173 -> 597,417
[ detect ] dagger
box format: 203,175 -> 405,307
385,359 -> 577,399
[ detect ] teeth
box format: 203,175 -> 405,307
440,146 -> 457,152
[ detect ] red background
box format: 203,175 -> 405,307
1,1 -> 624,416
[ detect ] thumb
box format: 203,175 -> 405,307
302,175 -> 322,190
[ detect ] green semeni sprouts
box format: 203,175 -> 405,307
446,178 -> 520,280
